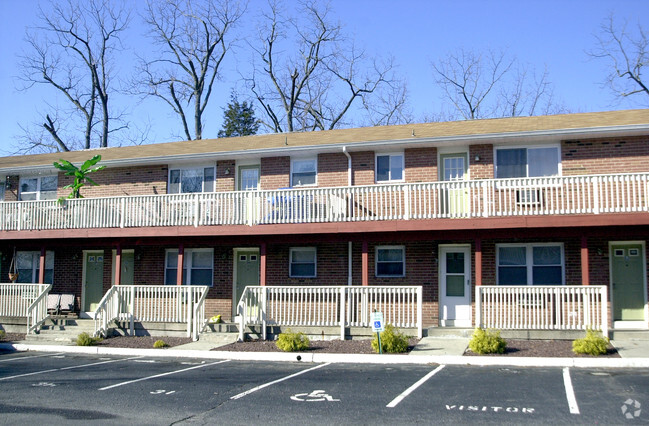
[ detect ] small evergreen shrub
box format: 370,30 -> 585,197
469,327 -> 507,354
276,330 -> 310,352
76,332 -> 101,346
153,340 -> 169,349
371,324 -> 410,353
572,329 -> 609,356
0,330 -> 6,340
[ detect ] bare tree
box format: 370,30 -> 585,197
589,15 -> 649,104
432,49 -> 565,120
246,0 -> 409,133
18,0 -> 130,152
136,0 -> 244,141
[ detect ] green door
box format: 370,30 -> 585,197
234,250 -> 260,314
84,253 -> 104,312
611,244 -> 646,321
440,153 -> 468,216
113,251 -> 134,285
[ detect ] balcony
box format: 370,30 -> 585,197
0,173 -> 647,232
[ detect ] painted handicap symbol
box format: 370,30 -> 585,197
291,389 -> 340,402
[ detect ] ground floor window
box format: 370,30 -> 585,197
16,251 -> 54,284
376,245 -> 405,277
497,243 -> 563,285
164,248 -> 213,286
289,247 -> 317,278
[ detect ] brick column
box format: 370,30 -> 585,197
581,235 -> 590,285
260,243 -> 267,286
475,238 -> 482,286
362,241 -> 369,286
177,244 -> 184,286
38,247 -> 46,284
114,244 -> 122,285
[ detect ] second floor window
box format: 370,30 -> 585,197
495,146 -> 559,179
291,158 -> 317,187
19,175 -> 58,201
168,167 -> 215,194
376,154 -> 404,182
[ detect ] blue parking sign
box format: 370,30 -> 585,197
371,311 -> 384,332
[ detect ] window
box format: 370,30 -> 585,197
164,249 -> 213,286
16,251 -> 54,284
376,154 -> 404,182
376,246 -> 405,277
19,175 -> 58,201
168,167 -> 215,194
289,247 -> 316,278
0,182 -> 5,201
495,146 -> 559,179
291,158 -> 317,187
497,244 -> 563,285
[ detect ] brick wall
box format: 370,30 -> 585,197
562,135 -> 649,175
351,151 -> 374,185
260,156 -> 290,190
266,242 -> 349,286
469,144 -> 494,179
59,165 -> 168,198
216,160 -> 235,192
405,148 -> 437,182
317,153 -> 348,187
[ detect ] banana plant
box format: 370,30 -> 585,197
53,155 -> 106,202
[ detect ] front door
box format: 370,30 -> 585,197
234,249 -> 260,315
440,246 -> 471,327
611,243 -> 646,325
112,250 -> 134,285
440,153 -> 468,216
239,166 -> 260,224
83,252 -> 104,314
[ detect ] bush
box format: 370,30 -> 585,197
0,330 -> 5,340
573,329 -> 609,356
276,330 -> 310,352
371,324 -> 410,353
153,340 -> 169,349
76,332 -> 102,346
469,328 -> 507,354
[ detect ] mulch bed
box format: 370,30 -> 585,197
96,335 -> 193,348
464,339 -> 620,357
214,338 -> 420,354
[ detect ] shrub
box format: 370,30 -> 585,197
76,332 -> 101,346
153,340 -> 169,349
468,327 -> 507,354
371,324 -> 410,354
573,329 -> 609,356
0,330 -> 5,340
276,330 -> 310,352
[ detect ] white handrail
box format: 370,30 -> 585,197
26,284 -> 52,334
476,285 -> 608,337
0,283 -> 51,332
236,285 -> 423,340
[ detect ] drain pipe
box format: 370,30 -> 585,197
343,146 -> 353,286
342,146 -> 352,186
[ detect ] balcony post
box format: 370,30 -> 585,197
475,238 -> 482,287
177,244 -> 184,286
362,241 -> 369,287
260,243 -> 267,286
38,247 -> 46,284
581,236 -> 589,285
115,244 -> 122,285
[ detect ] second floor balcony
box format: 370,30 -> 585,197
1,172 -> 648,232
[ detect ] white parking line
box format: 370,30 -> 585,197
386,365 -> 446,408
563,367 -> 580,415
230,363 -> 331,400
99,359 -> 231,391
0,352 -> 65,363
0,356 -> 141,381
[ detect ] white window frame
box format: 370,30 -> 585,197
375,153 -> 405,183
19,175 -> 58,201
164,248 -> 214,286
289,247 -> 317,278
494,144 -> 561,179
496,243 -> 565,286
167,165 -> 216,194
16,250 -> 55,284
290,157 -> 317,187
375,245 -> 406,277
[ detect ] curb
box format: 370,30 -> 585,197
2,342 -> 649,368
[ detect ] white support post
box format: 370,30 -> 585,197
262,287 -> 268,341
129,286 -> 135,336
194,196 -> 200,227
593,177 -> 600,215
601,286 -> 609,338
403,185 -> 410,220
187,287 -> 193,338
475,286 -> 482,328
340,287 -> 346,340
417,286 -> 423,339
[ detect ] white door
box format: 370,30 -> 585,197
440,246 -> 471,327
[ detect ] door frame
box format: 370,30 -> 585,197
609,241 -> 648,329
111,249 -> 135,285
237,165 -> 261,191
232,247 -> 260,316
439,244 -> 472,327
80,250 -> 105,319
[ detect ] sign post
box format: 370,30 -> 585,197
371,310 -> 384,354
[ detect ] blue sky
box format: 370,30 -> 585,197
0,0 -> 647,155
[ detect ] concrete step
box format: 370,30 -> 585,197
425,327 -> 474,338
610,330 -> 649,340
197,332 -> 238,345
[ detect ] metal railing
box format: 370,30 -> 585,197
0,283 -> 52,334
476,285 -> 608,337
94,285 -> 209,340
237,285 -> 423,341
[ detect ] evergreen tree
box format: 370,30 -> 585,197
218,94 -> 260,138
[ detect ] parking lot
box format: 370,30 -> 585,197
0,351 -> 647,425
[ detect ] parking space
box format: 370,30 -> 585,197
0,352 -> 647,425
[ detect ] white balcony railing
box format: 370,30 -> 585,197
1,173 -> 647,231
94,285 -> 209,341
237,285 -> 423,341
0,283 -> 52,333
476,285 -> 608,337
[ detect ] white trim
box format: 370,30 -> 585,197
290,157 -> 317,187
81,250 -> 104,319
164,248 -> 214,287
609,241 -> 648,328
232,247 -> 260,317
375,245 -> 406,278
439,244 -> 472,327
438,151 -> 469,181
496,242 -> 565,286
289,247 -> 317,278
375,152 -> 405,183
493,143 -> 562,179
237,164 -> 260,191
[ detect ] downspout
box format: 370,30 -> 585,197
342,146 -> 352,186
343,147 -> 353,286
